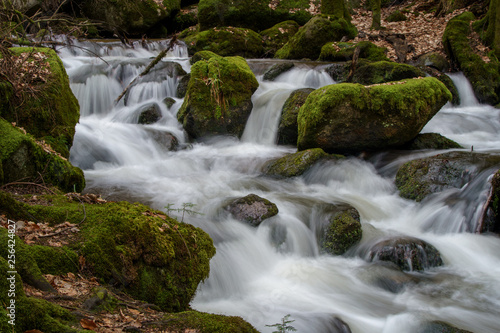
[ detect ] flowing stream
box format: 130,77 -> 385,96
58,40 -> 500,333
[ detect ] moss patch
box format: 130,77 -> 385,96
351,60 -> 425,85
321,208 -> 362,255
260,20 -> 300,57
319,41 -> 389,62
156,310 -> 260,332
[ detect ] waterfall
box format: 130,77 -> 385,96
62,41 -> 500,333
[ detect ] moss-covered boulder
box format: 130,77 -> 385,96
151,310 -> 259,332
262,62 -> 295,81
81,0 -> 180,36
277,88 -> 314,145
367,237 -> 443,271
262,148 -> 340,178
224,194 -> 279,227
443,12 -> 500,105
320,207 -> 362,255
403,133 -> 462,150
275,15 -> 357,60
351,60 -> 425,85
415,52 -> 451,72
0,256 -> 80,332
260,20 -> 300,57
183,26 -> 264,58
198,0 -> 316,32
297,77 -> 451,153
319,41 -> 389,62
177,54 -> 259,139
0,48 -> 80,158
395,151 -> 500,202
0,118 -> 85,192
0,192 -> 216,313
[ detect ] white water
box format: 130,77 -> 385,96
60,40 -> 500,333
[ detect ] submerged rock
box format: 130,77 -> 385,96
145,128 -> 179,151
320,207 -> 362,255
275,15 -> 357,60
177,53 -> 259,139
297,77 -> 451,153
277,88 -> 314,146
262,148 -> 336,178
138,103 -> 162,124
367,237 -> 444,272
262,62 -> 295,81
225,194 -> 278,227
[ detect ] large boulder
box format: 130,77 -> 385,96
275,15 -> 357,60
350,60 -> 425,85
297,77 -> 451,153
0,118 -> 85,193
395,151 -> 500,202
183,26 -> 264,58
197,0 -> 315,32
224,194 -> 279,227
403,133 -> 462,150
262,148 -> 336,178
367,237 -> 444,272
177,53 -> 259,139
277,88 -> 314,145
260,20 -> 300,57
81,0 -> 180,36
0,191 -> 216,313
0,48 -> 80,158
319,41 -> 388,62
320,207 -> 362,255
443,12 -> 500,105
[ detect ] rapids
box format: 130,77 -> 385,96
59,39 -> 500,333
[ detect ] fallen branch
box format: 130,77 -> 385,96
114,35 -> 178,105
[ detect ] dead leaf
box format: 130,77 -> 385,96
80,318 -> 98,330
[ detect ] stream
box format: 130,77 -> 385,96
58,39 -> 500,333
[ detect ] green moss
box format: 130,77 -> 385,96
275,15 -> 357,60
322,208 -> 362,255
277,88 -> 314,145
0,191 -> 216,312
351,60 -> 425,85
178,55 -> 259,138
443,12 -> 500,105
183,26 -> 264,58
158,310 -> 259,332
0,118 -> 85,192
30,245 -> 79,275
1,48 -> 80,158
260,20 -> 300,57
319,41 -> 389,62
386,10 -> 407,22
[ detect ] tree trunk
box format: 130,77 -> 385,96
371,0 -> 381,30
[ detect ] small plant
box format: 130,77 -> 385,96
165,202 -> 204,222
266,314 -> 297,333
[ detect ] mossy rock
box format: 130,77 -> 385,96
262,62 -> 295,81
321,207 -> 362,255
351,60 -> 425,85
275,15 -> 357,60
368,237 -> 443,271
319,41 -> 389,62
0,48 -> 80,158
260,20 -> 300,57
0,118 -> 85,192
325,62 -> 351,82
395,151 -> 500,202
81,0 -> 180,36
277,88 -> 314,145
404,133 -> 462,150
386,10 -> 407,22
81,287 -> 119,312
190,50 -> 221,64
0,192 -> 216,312
0,257 -> 80,332
262,148 -> 339,178
224,194 -> 279,227
154,310 -> 259,332
197,0 -> 316,32
177,54 -> 259,139
183,26 -> 264,58
415,52 -> 450,72
443,12 -> 500,105
297,77 -> 451,153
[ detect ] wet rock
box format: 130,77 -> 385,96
145,129 -> 179,151
325,63 -> 350,83
162,97 -> 176,109
404,133 -> 462,150
368,237 -> 444,272
416,52 -> 450,72
395,151 -> 500,202
417,321 -> 473,333
176,74 -> 190,98
263,62 -> 295,81
277,88 -> 314,146
225,194 -> 278,227
139,61 -> 187,83
297,77 -> 451,154
138,103 -> 162,124
480,169 -> 500,234
320,207 -> 362,255
262,148 -> 334,178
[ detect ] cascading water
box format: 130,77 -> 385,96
60,40 -> 500,333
